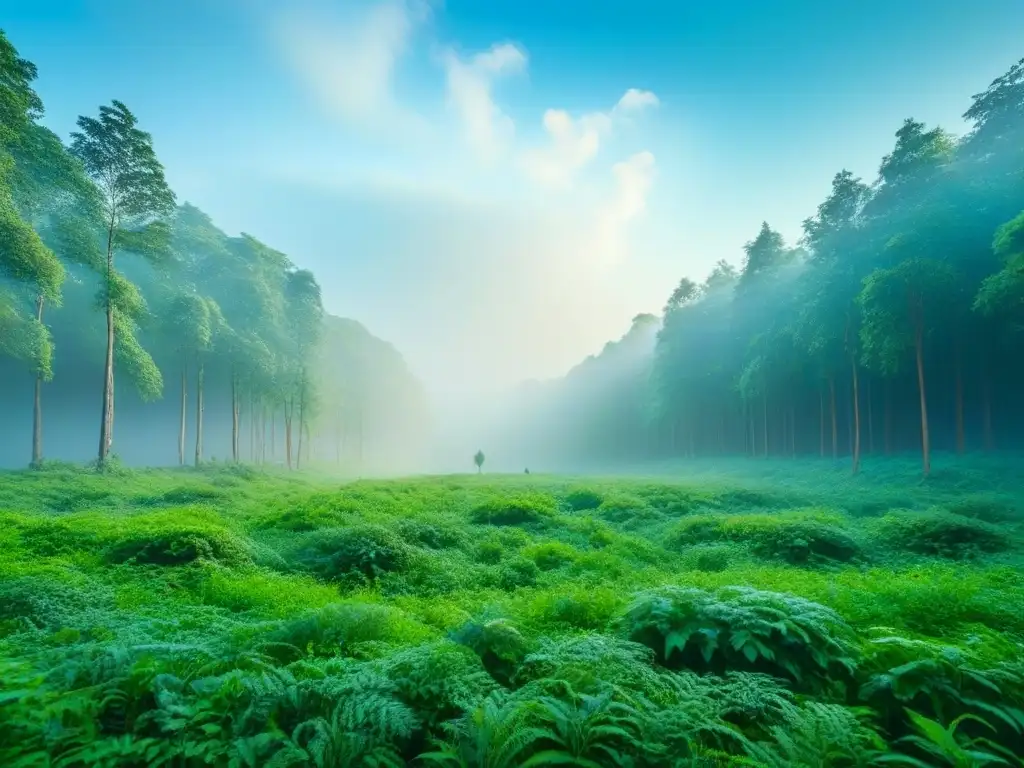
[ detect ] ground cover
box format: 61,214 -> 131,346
1,456 -> 1022,766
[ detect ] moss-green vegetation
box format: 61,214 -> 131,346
1,460 -> 1023,766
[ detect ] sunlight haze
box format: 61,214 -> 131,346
4,0 -> 1023,393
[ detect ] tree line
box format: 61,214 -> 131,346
1,29 -> 341,469
501,56 -> 1024,477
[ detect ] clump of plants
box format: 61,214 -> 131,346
670,509 -> 862,564
619,585 -> 859,688
469,493 -> 557,526
872,510 -> 1011,559
564,487 -> 604,511
293,524 -> 411,581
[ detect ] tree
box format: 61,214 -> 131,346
70,100 -> 176,463
474,450 -> 485,473
858,256 -> 955,476
282,269 -> 323,470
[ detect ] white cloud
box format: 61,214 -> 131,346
441,43 -> 527,162
276,0 -> 427,136
519,89 -> 659,188
262,3 -> 664,390
615,88 -> 660,113
591,151 -> 657,267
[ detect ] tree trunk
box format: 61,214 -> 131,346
31,295 -> 45,467
829,375 -> 838,459
98,221 -> 116,463
194,359 -> 204,468
762,393 -> 768,457
297,373 -> 305,470
271,409 -> 276,460
819,386 -> 825,457
866,377 -> 874,455
248,389 -> 254,462
912,298 -> 931,477
261,405 -> 268,463
884,381 -> 892,455
178,356 -> 187,466
230,374 -> 239,463
982,373 -> 994,452
284,398 -> 294,470
851,357 -> 862,475
954,342 -> 965,455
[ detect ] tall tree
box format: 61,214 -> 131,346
70,101 -> 176,463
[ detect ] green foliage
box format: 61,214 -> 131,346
870,511 -> 1011,559
619,585 -> 859,687
671,510 -> 862,564
294,524 -> 411,582
470,494 -> 558,526
1,468 -> 1023,766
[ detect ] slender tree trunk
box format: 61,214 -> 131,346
982,371 -> 994,452
851,357 -> 862,475
178,356 -> 187,466
819,386 -> 825,457
954,341 -> 965,455
31,295 -> 45,467
98,219 -> 116,463
912,298 -> 931,477
194,359 -> 204,468
884,381 -> 892,455
271,409 -> 276,460
230,374 -> 239,463
284,398 -> 294,470
297,372 -> 306,470
866,377 -> 874,455
762,393 -> 768,457
248,389 -> 255,462
829,374 -> 838,459
788,403 -> 796,457
261,405 -> 268,464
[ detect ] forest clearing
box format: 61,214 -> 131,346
1,459 -> 1023,766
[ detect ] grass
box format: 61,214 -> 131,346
1,456 -> 1023,766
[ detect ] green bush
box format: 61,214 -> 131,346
294,524 -> 410,581
671,510 -> 862,564
872,510 -> 1011,559
522,541 -> 579,570
619,585 -> 859,688
397,519 -> 467,550
564,488 -> 604,511
945,495 -> 1018,524
469,493 -> 557,526
107,526 -> 250,567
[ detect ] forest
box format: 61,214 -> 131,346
497,55 -> 1024,477
3,24 -> 1024,768
0,30 -> 430,473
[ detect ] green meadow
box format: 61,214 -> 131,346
2,459 -> 1022,767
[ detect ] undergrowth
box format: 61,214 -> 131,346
1,458 -> 1023,766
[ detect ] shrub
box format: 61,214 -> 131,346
872,511 -> 1010,559
469,493 -> 557,526
597,495 -> 660,525
107,525 -> 250,567
294,525 -> 410,581
671,510 -> 862,564
397,519 -> 467,550
474,538 -> 505,564
497,557 -> 539,590
449,617 -> 531,684
564,488 -> 604,511
945,495 -> 1018,524
618,585 -> 859,688
522,541 -> 578,570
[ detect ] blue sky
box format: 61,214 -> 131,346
3,0 -> 1023,395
